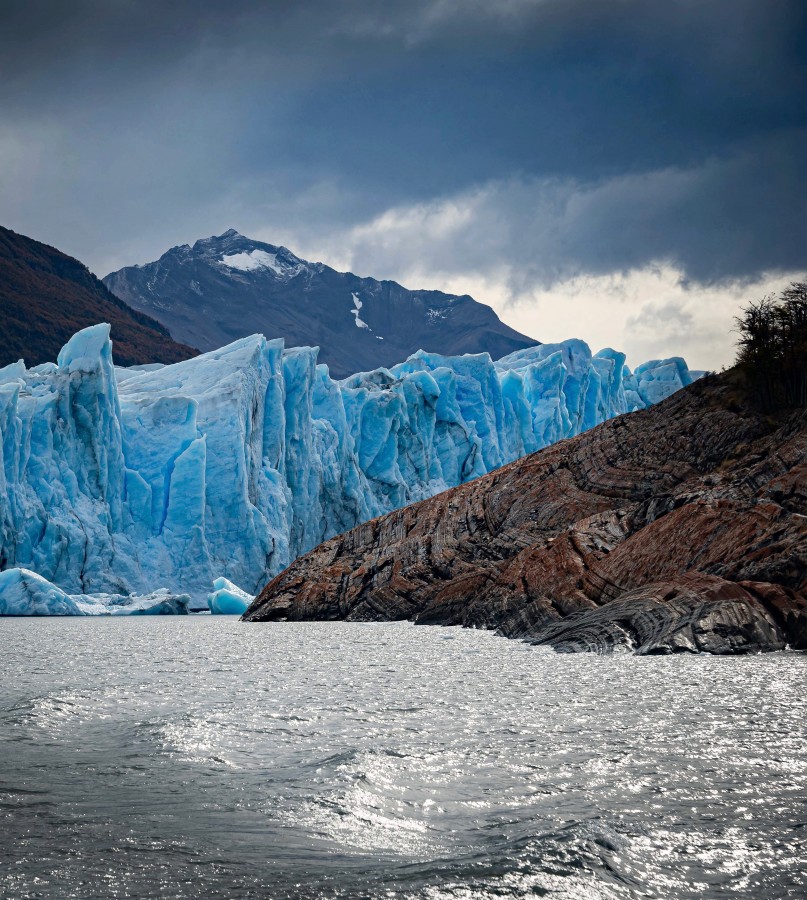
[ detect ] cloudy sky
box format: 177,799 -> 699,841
1,0 -> 805,369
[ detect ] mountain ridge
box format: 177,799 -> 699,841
0,225 -> 198,368
103,229 -> 538,378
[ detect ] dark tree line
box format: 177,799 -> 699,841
735,281 -> 807,410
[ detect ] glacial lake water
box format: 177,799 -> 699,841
1,617 -> 805,899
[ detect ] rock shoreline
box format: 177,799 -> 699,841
244,375 -> 807,655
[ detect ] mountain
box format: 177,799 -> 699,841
244,373 -> 807,655
102,229 -> 538,378
0,226 -> 197,368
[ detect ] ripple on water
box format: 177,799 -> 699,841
0,617 -> 805,899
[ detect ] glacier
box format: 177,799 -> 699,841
0,323 -> 700,609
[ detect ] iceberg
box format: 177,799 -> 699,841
0,324 -> 700,609
0,568 -> 189,616
207,577 -> 252,615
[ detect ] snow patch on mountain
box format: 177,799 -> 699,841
427,308 -> 449,322
221,249 -> 285,274
351,292 -> 370,330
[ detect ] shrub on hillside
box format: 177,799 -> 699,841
735,281 -> 807,410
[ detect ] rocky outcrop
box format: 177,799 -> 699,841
244,375 -> 807,654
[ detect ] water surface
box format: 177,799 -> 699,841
1,618 -> 805,898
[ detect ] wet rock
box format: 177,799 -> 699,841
524,576 -> 788,655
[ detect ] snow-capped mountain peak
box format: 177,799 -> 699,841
186,230 -> 307,280
103,231 -> 539,378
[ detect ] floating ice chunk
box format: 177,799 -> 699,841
0,568 -> 189,616
91,589 -> 191,616
0,568 -> 83,615
207,577 -> 253,615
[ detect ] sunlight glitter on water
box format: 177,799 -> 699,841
1,617 -> 805,899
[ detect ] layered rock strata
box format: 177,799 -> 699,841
245,376 -> 807,655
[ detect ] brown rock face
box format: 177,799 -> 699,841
0,225 -> 198,368
244,375 -> 807,655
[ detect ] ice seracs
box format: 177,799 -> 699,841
0,324 -> 701,610
630,357 -> 698,405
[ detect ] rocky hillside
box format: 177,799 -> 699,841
245,374 -> 807,655
0,226 -> 197,368
103,229 -> 537,378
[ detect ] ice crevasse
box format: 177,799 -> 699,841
0,323 -> 701,610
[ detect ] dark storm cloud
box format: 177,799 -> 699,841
0,0 -> 805,282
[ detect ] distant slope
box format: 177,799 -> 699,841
244,374 -> 807,655
0,226 -> 198,368
103,229 -> 538,378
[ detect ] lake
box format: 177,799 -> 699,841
1,617 -> 805,898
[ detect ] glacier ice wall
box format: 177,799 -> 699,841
0,324 -> 698,603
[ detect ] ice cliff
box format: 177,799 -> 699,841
0,323 -> 700,607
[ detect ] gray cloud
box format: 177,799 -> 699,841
0,0 -> 804,303
298,128 -> 806,288
624,301 -> 695,348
